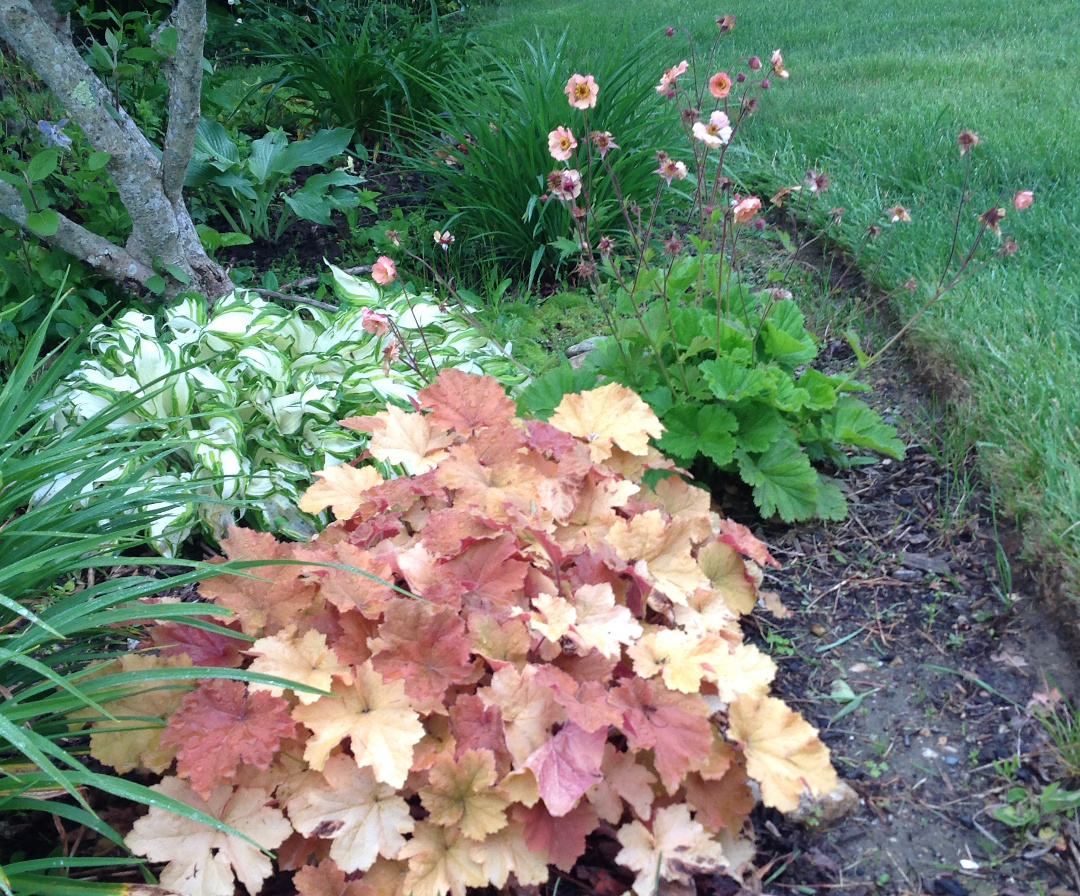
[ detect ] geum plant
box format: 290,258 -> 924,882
96,369 -> 838,896
516,27 -> 905,523
520,22 -> 1036,524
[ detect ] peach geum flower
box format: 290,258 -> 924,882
564,73 -> 599,110
771,49 -> 789,79
957,130 -> 980,155
371,255 -> 397,285
886,204 -> 911,223
708,71 -> 732,99
655,60 -> 688,94
547,126 -> 578,162
732,195 -> 762,224
692,110 -> 732,148
1013,189 -> 1034,210
361,307 -> 390,336
549,168 -> 583,201
655,157 -> 688,185
433,230 -> 455,250
590,130 -> 619,158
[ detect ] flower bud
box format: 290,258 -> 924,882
761,78 -> 771,89
665,26 -> 675,36
736,72 -> 746,82
748,55 -> 762,71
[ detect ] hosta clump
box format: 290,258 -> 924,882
103,370 -> 837,896
43,268 -> 524,552
521,253 -> 905,522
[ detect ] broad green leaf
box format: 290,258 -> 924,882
659,404 -> 737,467
815,475 -> 848,520
163,264 -> 190,285
760,299 -> 818,367
732,404 -> 787,453
735,439 -> 820,522
27,151 -> 59,183
701,358 -> 770,403
188,118 -> 240,178
144,275 -> 166,295
824,399 -> 905,458
795,368 -> 838,411
270,127 -> 353,177
25,209 -> 59,237
86,151 -> 111,171
516,363 -> 600,420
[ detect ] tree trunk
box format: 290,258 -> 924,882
0,0 -> 234,300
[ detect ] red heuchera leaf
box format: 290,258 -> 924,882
440,535 -> 529,619
448,694 -> 513,778
421,508 -> 503,559
512,800 -> 598,872
524,722 -> 607,816
369,600 -> 477,714
684,758 -> 756,835
609,677 -> 713,793
151,618 -> 246,667
293,858 -> 374,896
416,368 -> 516,435
200,527 -> 320,636
276,832 -> 332,871
332,610 -> 379,667
160,680 -> 296,798
530,666 -> 622,733
717,518 -> 779,568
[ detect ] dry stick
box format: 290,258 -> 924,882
279,264 -> 371,292
250,288 -> 339,312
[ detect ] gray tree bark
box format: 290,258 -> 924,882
0,0 -> 234,300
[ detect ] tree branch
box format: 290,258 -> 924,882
0,181 -> 155,286
160,0 -> 206,201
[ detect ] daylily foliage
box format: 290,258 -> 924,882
114,372 -> 836,895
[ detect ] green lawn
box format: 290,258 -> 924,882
476,0 -> 1080,597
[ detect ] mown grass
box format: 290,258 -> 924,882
475,0 -> 1080,597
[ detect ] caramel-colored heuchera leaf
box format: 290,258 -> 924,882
134,372 -> 837,896
125,778 -> 291,896
727,693 -> 839,812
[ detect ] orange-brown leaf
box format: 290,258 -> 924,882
548,383 -> 665,463
160,680 -> 296,799
416,369 -> 516,434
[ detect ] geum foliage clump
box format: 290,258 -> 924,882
101,370 -> 838,896
517,27 -> 905,521
41,267 -> 524,553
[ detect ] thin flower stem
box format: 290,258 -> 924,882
396,280 -> 437,372
939,153 -> 972,290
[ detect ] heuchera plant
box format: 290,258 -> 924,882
93,370 -> 837,896
518,29 -> 908,522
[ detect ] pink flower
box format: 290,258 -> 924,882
384,229 -> 401,247
1013,189 -> 1034,210
716,14 -> 735,31
590,130 -> 619,158
655,59 -> 689,94
957,130 -> 980,155
371,255 -> 397,285
771,49 -> 789,79
886,205 -> 911,223
708,71 -> 732,99
732,195 -> 762,224
381,339 -> 401,374
361,307 -> 390,336
655,157 -> 688,185
433,230 -> 455,250
564,73 -> 599,110
547,126 -> 578,161
979,206 -> 1007,236
550,168 -> 582,201
692,110 -> 732,148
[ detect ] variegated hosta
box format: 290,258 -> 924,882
110,371 -> 837,896
40,265 -> 524,553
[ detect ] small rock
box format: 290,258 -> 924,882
565,336 -> 605,357
811,623 -> 828,637
932,877 -> 968,896
892,569 -> 922,582
785,781 -> 860,829
888,655 -> 904,667
901,552 -> 951,575
944,756 -> 959,766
